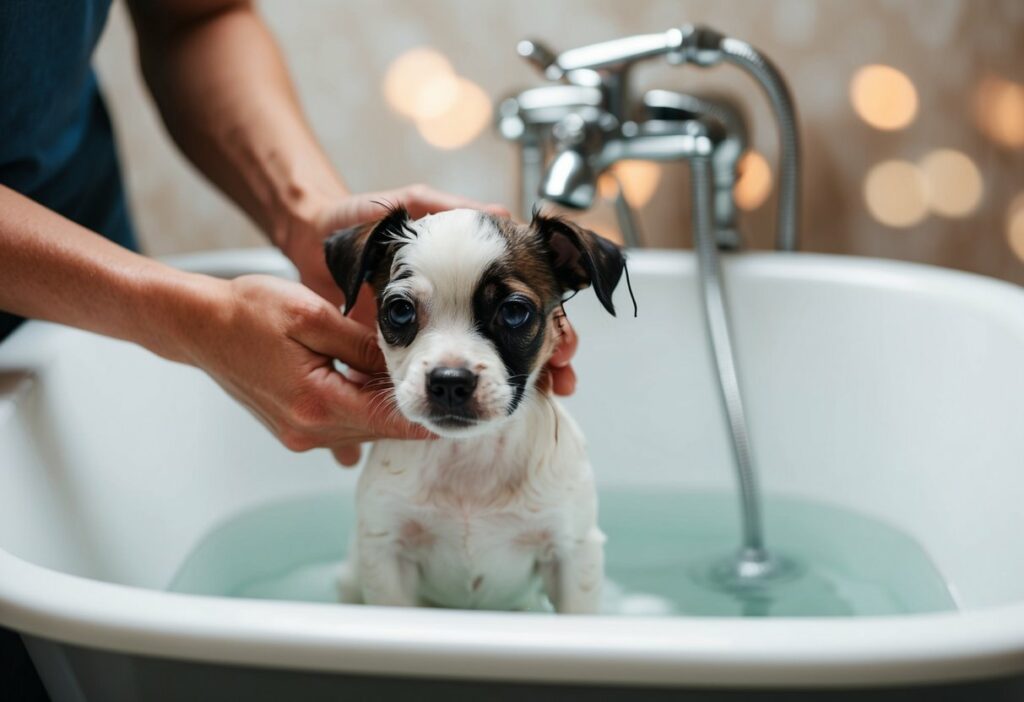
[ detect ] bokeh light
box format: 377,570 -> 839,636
919,149 -> 983,218
973,75 -> 1024,149
597,173 -> 619,199
415,78 -> 492,150
863,160 -> 928,228
850,65 -> 919,131
1008,194 -> 1024,262
612,161 -> 662,207
733,151 -> 773,211
383,48 -> 460,120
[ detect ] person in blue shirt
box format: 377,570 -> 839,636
0,1 -> 580,696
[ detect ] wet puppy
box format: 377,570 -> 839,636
325,206 -> 625,613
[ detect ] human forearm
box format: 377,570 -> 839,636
0,185 -> 220,362
126,1 -> 515,307
0,184 -> 428,460
127,0 -> 346,250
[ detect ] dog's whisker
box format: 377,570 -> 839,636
368,391 -> 398,419
361,377 -> 394,391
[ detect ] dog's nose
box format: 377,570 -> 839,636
427,367 -> 478,409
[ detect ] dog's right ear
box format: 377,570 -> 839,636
324,205 -> 412,314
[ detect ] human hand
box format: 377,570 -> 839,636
183,274 -> 431,466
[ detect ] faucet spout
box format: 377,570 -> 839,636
539,115 -> 724,210
540,149 -> 595,210
538,112 -> 606,209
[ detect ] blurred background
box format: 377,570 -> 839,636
95,0 -> 1024,284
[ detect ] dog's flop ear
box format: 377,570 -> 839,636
324,205 -> 412,314
533,212 -> 626,316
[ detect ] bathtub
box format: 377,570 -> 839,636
2,248 -> 1024,700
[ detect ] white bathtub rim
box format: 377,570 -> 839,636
159,247 -> 1024,356
3,548 -> 1024,689
158,244 -> 1023,289
157,246 -> 1024,314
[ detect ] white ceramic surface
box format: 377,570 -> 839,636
2,248 -> 1024,689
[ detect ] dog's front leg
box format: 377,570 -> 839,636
544,527 -> 605,614
357,531 -> 419,607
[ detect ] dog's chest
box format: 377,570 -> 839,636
361,439 -> 576,610
408,504 -> 556,609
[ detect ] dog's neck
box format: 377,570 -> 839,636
416,389 -> 560,509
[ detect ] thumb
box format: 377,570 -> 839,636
292,305 -> 386,374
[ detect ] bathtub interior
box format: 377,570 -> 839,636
1,251 -> 1024,616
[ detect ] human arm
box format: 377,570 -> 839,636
0,184 -> 428,464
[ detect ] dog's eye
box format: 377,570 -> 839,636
498,300 -> 532,329
387,299 -> 416,327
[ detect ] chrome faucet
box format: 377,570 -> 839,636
498,25 -> 803,590
537,90 -> 748,249
500,24 -> 800,250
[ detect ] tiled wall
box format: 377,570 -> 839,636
94,0 -> 1024,284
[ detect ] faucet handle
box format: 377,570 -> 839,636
517,30 -> 688,120
517,39 -> 563,81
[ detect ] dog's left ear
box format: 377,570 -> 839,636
324,205 -> 412,314
533,212 -> 625,316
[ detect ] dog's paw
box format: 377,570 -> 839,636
335,561 -> 363,604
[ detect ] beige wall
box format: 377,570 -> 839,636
95,0 -> 1024,284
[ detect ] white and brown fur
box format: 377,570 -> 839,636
324,206 -> 625,612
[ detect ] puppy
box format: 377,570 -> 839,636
324,207 -> 625,613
